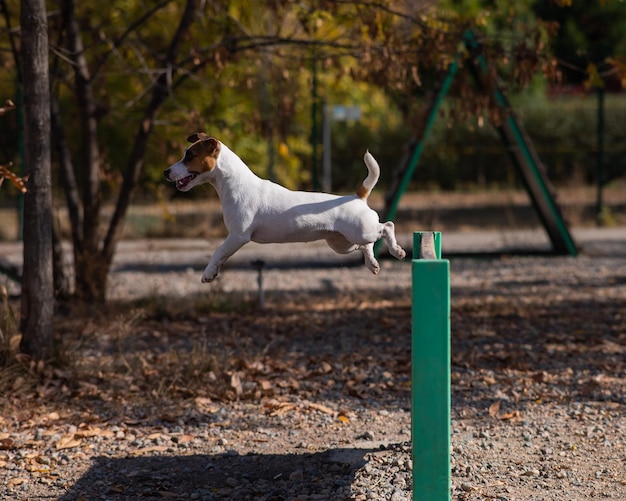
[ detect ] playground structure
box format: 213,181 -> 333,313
412,231 -> 451,500
380,31 -> 578,258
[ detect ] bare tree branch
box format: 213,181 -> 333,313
0,0 -> 21,81
89,0 -> 173,81
102,0 -> 198,264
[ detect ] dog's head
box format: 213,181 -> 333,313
164,132 -> 221,191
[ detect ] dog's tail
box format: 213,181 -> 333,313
356,151 -> 380,200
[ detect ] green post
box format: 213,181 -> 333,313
412,231 -> 450,500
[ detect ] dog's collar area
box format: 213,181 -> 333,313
176,173 -> 197,190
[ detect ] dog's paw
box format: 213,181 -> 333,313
394,246 -> 407,260
201,266 -> 218,283
366,260 -> 381,275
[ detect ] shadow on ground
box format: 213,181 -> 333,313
58,447 -> 372,500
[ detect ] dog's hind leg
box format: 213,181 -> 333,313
326,233 -> 359,254
381,221 -> 406,260
360,243 -> 380,274
327,234 -> 380,273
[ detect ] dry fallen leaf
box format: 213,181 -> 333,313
209,421 -> 231,428
27,463 -> 51,473
194,397 -> 219,412
173,434 -> 194,444
75,426 -> 114,438
55,433 -> 82,450
7,477 -> 28,488
258,379 -> 273,392
0,438 -> 16,450
269,403 -> 296,417
230,372 -> 243,397
488,400 -> 501,417
319,361 -> 333,374
306,402 -> 335,415
499,411 -> 522,421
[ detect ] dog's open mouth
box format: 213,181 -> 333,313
175,173 -> 197,190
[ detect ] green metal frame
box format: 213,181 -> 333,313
412,231 -> 451,500
379,30 -> 577,257
385,61 -> 459,225
463,32 -> 577,256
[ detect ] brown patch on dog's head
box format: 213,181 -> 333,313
187,132 -> 209,143
183,133 -> 221,174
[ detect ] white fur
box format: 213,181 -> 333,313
165,140 -> 405,282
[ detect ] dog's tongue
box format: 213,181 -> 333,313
176,174 -> 196,189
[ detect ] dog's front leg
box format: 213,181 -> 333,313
202,234 -> 249,283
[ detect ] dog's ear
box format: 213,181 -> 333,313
187,132 -> 209,143
204,137 -> 221,157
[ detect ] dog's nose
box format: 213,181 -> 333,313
164,168 -> 171,180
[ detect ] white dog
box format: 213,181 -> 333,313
164,133 -> 406,282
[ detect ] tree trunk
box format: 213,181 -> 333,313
73,251 -> 109,304
52,216 -> 71,301
19,0 -> 54,359
61,0 -> 104,304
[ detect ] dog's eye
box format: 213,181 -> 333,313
184,151 -> 195,162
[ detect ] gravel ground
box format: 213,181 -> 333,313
1,228 -> 625,500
